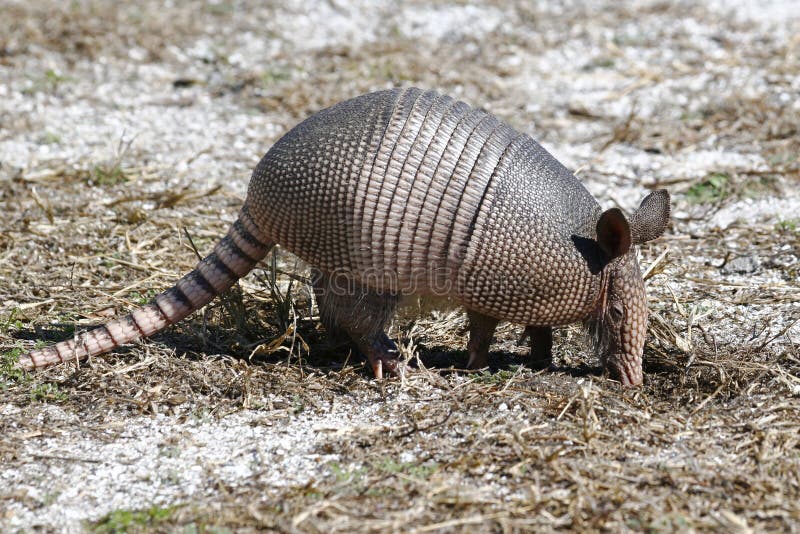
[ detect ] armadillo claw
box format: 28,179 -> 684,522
368,351 -> 404,379
356,333 -> 403,379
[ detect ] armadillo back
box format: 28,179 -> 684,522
247,88 -> 603,323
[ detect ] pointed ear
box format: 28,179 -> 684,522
630,189 -> 670,244
596,208 -> 631,260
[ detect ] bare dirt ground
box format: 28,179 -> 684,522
1,0 -> 799,532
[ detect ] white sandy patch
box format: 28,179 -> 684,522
1,401 -> 389,531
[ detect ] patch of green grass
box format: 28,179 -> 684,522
376,459 -> 439,480
472,366 -> 520,385
40,491 -> 61,507
583,57 -> 615,71
776,219 -> 799,232
92,506 -> 178,533
99,252 -> 126,269
329,462 -> 367,487
686,172 -> 730,204
680,110 -> 705,121
612,32 -> 647,47
262,251 -> 299,333
30,382 -> 68,403
261,68 -> 292,85
44,69 -> 68,89
88,136 -> 135,187
158,445 -> 181,458
129,289 -> 158,305
23,69 -> 71,94
206,2 -> 234,16
161,469 -> 183,486
90,164 -> 128,186
292,394 -> 305,414
190,407 -> 214,424
1,347 -> 31,386
2,307 -> 24,334
39,131 -> 62,144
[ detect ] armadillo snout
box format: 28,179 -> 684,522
607,354 -> 643,387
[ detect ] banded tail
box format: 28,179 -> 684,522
18,209 -> 273,370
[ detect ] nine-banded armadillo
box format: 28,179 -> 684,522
18,87 -> 670,386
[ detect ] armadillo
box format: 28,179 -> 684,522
18,87 -> 670,386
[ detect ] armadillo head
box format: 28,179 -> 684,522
587,190 -> 670,387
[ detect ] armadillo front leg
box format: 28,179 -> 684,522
311,269 -> 401,378
519,326 -> 553,370
466,309 -> 499,369
352,332 -> 401,380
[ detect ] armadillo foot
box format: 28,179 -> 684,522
355,333 -> 403,379
519,326 -> 553,370
370,356 -> 400,379
466,309 -> 499,369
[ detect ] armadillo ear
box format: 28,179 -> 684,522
630,189 -> 670,244
596,208 -> 632,260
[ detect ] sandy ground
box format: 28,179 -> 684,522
1,0 -> 799,532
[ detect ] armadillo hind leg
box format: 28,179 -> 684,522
466,309 -> 499,370
18,209 -> 273,370
311,269 -> 400,378
519,326 -> 553,370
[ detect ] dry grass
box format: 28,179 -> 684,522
1,1 -> 799,532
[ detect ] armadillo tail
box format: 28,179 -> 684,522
17,208 -> 274,371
